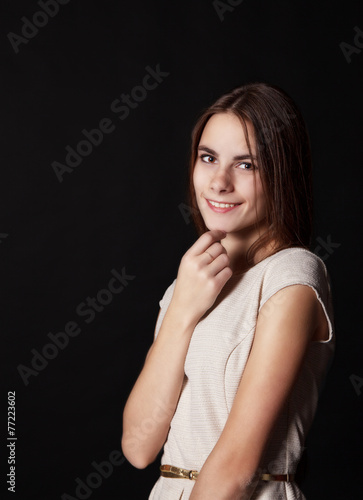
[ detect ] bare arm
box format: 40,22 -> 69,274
121,305 -> 195,469
121,230 -> 233,468
189,284 -> 326,499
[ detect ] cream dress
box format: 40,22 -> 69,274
148,247 -> 335,500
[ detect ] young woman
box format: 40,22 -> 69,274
121,83 -> 335,500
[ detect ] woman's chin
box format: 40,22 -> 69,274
206,223 -> 229,233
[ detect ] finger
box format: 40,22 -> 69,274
206,252 -> 230,275
188,230 -> 227,257
200,242 -> 227,264
206,241 -> 228,258
214,266 -> 233,287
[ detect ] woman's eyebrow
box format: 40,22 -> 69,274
198,145 -> 257,162
198,145 -> 218,156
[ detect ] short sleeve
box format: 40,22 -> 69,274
259,248 -> 334,343
154,279 -> 177,340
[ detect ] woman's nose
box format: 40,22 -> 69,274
209,167 -> 233,193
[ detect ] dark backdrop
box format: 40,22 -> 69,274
1,1 -> 362,499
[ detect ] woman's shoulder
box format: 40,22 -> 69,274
263,246 -> 329,276
258,246 -> 332,309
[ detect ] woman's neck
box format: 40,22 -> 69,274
221,227 -> 278,275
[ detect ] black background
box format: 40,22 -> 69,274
1,0 -> 362,499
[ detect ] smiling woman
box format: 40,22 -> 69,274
192,113 -> 267,274
121,83 -> 334,500
188,83 -> 313,271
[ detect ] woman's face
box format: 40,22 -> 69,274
193,112 -> 267,237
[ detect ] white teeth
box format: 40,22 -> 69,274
209,200 -> 238,208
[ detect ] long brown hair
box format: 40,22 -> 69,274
187,82 -> 313,265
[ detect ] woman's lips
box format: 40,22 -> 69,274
206,199 -> 241,213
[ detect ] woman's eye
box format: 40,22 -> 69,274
236,161 -> 254,170
200,154 -> 216,164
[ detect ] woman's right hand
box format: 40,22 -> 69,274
168,230 -> 233,328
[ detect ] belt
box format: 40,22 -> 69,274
160,465 -> 294,482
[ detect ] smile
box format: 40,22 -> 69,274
208,200 -> 239,208
206,199 -> 241,213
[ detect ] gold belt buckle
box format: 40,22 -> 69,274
160,465 -> 199,480
188,469 -> 198,480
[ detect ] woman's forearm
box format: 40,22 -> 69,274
189,445 -> 259,500
121,304 -> 195,468
122,230 -> 232,469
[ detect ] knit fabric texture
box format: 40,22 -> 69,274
148,247 -> 335,500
